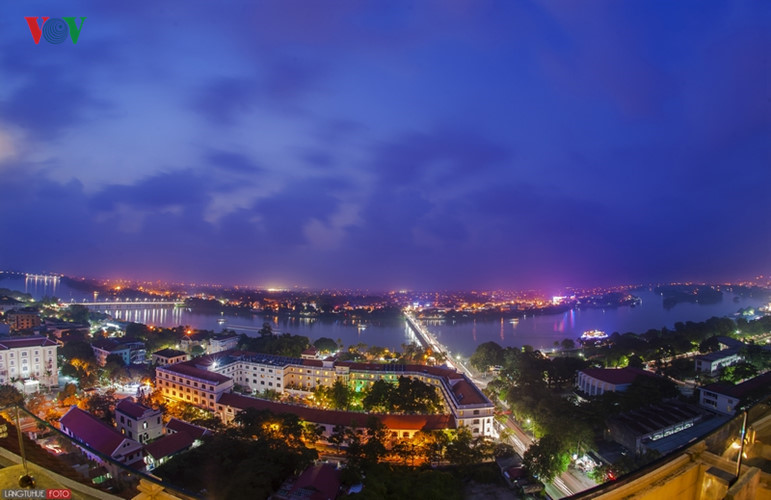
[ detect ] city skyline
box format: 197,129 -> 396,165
1,1 -> 769,291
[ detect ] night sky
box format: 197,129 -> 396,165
0,1 -> 769,291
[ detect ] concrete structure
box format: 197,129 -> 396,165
151,348 -> 188,366
694,348 -> 743,375
144,432 -> 196,472
44,319 -> 90,339
699,372 -> 771,415
155,362 -> 234,410
0,335 -> 58,389
209,333 -> 239,353
606,400 -> 704,455
92,338 -> 147,366
59,406 -> 144,474
115,398 -> 163,444
5,308 -> 42,332
157,349 -> 496,437
576,367 -> 659,396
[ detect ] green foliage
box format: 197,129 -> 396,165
0,385 -> 24,408
313,337 -> 338,353
240,333 -> 310,358
362,376 -> 442,414
720,362 -> 758,383
331,379 -> 351,410
469,341 -> 504,372
60,341 -> 95,362
154,433 -> 316,500
82,389 -> 117,424
349,464 -> 463,500
523,434 -> 570,482
60,304 -> 90,324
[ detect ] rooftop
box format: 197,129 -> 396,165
695,347 -> 742,362
0,336 -> 58,350
166,418 -> 209,440
579,367 -> 659,386
115,398 -> 159,420
702,371 -> 771,399
59,407 -> 132,458
144,432 -> 195,461
153,348 -> 187,358
159,361 -> 232,384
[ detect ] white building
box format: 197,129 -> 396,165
699,372 -> 771,415
576,367 -> 658,396
694,348 -> 743,375
0,336 -> 59,391
157,350 -> 496,437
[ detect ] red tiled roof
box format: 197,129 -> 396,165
166,418 -> 209,440
290,464 -> 340,500
218,393 -> 454,431
579,367 -> 658,386
145,432 -> 194,460
0,336 -> 58,349
160,361 -> 232,384
116,399 -> 158,419
703,372 -> 771,399
59,407 -> 130,458
450,379 -> 488,405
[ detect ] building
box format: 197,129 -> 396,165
157,349 -> 496,437
274,463 -> 341,500
115,398 -> 163,443
91,338 -> 147,366
44,320 -> 90,339
179,332 -> 208,353
165,417 -> 210,441
606,400 -> 704,455
698,372 -> 771,415
576,367 -> 659,396
216,392 -> 454,441
58,406 -> 145,474
155,362 -> 234,410
0,335 -> 59,390
209,333 -> 239,353
574,407 -> 771,500
694,348 -> 743,375
144,432 -> 196,472
5,308 -> 42,332
152,348 -> 189,366
0,296 -> 23,313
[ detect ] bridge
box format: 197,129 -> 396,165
66,300 -> 184,311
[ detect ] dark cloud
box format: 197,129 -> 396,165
89,170 -> 211,212
205,149 -> 263,174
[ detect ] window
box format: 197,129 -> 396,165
143,422 -> 148,429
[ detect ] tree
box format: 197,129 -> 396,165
313,337 -> 338,353
330,380 -> 351,410
560,338 -> 576,350
259,322 -> 273,337
0,385 -> 24,408
80,389 -> 117,424
523,434 -> 570,482
469,341 -> 504,372
57,383 -> 79,406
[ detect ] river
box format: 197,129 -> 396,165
2,273 -> 767,356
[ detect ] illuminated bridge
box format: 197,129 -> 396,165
66,300 -> 184,311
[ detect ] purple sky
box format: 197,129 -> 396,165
0,1 -> 769,291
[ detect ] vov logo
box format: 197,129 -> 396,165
25,17 -> 86,44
